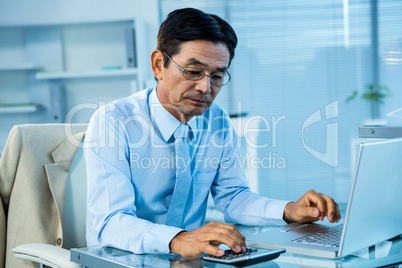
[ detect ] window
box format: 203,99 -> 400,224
379,0 -> 402,118
159,0 -> 393,205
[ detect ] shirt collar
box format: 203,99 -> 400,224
149,87 -> 197,143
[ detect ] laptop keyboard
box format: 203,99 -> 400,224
292,224 -> 344,248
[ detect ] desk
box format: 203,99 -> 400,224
70,226 -> 402,268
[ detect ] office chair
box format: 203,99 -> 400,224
8,124 -> 87,268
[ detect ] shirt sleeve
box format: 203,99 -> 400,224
84,105 -> 183,254
210,115 -> 290,227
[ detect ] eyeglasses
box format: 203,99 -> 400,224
163,51 -> 231,86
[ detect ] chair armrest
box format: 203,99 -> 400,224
13,243 -> 81,268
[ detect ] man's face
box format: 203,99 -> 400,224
156,40 -> 230,122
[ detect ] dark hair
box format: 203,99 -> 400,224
157,8 -> 238,67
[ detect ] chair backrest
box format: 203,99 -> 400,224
62,144 -> 87,249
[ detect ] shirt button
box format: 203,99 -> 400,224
56,238 -> 62,246
154,249 -> 159,254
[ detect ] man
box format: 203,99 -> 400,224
84,8 -> 341,259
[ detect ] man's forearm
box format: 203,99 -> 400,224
98,212 -> 184,254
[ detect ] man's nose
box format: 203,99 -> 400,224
195,75 -> 211,94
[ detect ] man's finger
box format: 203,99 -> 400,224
305,190 -> 327,220
205,222 -> 246,249
209,222 -> 246,241
333,202 -> 341,222
319,193 -> 337,222
201,242 -> 225,257
298,205 -> 321,222
201,228 -> 245,253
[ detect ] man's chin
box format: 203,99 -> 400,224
186,107 -> 210,117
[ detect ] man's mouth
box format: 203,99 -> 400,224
189,98 -> 208,105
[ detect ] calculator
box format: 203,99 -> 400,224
203,247 -> 285,267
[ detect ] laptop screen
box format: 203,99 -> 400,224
340,138 -> 402,257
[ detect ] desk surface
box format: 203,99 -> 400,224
71,225 -> 402,268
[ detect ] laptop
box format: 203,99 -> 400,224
247,138 -> 402,259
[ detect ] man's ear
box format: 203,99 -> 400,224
151,50 -> 164,81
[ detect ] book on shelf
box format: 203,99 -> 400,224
125,28 -> 137,68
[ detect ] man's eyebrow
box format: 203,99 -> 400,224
186,57 -> 228,73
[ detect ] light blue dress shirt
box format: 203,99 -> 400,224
85,87 -> 289,254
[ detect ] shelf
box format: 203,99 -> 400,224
0,104 -> 41,114
359,126 -> 402,138
0,17 -> 135,28
36,68 -> 139,80
0,63 -> 42,71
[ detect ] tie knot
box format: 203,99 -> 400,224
174,123 -> 189,140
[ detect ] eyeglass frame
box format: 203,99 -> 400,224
162,51 -> 231,86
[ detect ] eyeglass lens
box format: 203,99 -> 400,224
183,67 -> 229,86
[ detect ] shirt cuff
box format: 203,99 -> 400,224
142,224 -> 184,254
265,199 -> 291,226
100,214 -> 185,255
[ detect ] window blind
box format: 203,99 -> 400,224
379,0 -> 402,117
160,0 -> 375,204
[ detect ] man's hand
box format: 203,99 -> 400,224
283,190 -> 341,224
169,221 -> 246,259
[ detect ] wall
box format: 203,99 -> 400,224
0,0 -> 159,62
0,0 -> 160,151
